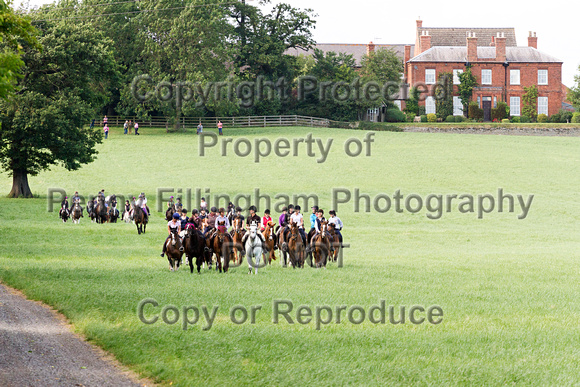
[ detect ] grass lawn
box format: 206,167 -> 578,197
1,126 -> 579,385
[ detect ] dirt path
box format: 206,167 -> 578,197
0,283 -> 148,387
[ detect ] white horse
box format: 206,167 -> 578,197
245,224 -> 263,274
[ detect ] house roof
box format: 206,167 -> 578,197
409,46 -> 562,63
418,27 -> 517,47
285,44 -> 415,66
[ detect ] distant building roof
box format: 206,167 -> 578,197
418,27 -> 517,47
285,44 -> 415,67
409,46 -> 562,63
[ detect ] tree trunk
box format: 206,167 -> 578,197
8,169 -> 33,198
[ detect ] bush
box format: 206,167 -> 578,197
511,116 -> 520,123
572,112 -> 580,123
537,114 -> 548,123
445,115 -> 455,122
420,115 -> 427,123
491,101 -> 509,121
501,119 -> 510,124
329,121 -> 352,129
520,115 -> 531,123
418,106 -> 426,116
454,116 -> 464,123
468,102 -> 484,120
384,108 -> 407,123
427,113 -> 437,122
357,121 -> 404,132
405,112 -> 416,122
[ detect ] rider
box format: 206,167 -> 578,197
124,200 -> 131,218
167,196 -> 175,210
290,205 -> 307,244
60,196 -> 69,218
242,205 -> 265,244
180,209 -> 189,230
234,206 -> 245,222
160,212 -> 184,257
328,210 -> 343,245
200,197 -> 207,212
70,192 -> 84,217
312,208 -> 332,241
136,193 -> 148,218
215,207 -> 231,230
175,197 -> 183,212
204,207 -> 218,235
307,205 -> 318,243
261,209 -> 272,232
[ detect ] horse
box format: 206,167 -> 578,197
95,198 -> 108,224
328,223 -> 341,262
262,220 -> 277,265
230,217 -> 246,265
166,204 -> 176,221
108,205 -> 119,223
71,203 -> 82,224
183,225 -> 207,274
132,202 -> 148,234
59,206 -> 70,223
310,221 -> 331,268
123,208 -> 132,223
245,224 -> 263,274
165,230 -> 184,271
212,220 -> 234,273
287,221 -> 305,268
87,200 -> 96,222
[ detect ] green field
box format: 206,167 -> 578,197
1,126 -> 579,385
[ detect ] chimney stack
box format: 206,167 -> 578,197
495,32 -> 506,62
367,41 -> 375,56
528,31 -> 538,49
404,45 -> 412,77
467,32 -> 478,63
419,30 -> 431,54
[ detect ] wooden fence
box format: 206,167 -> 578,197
98,115 -> 331,128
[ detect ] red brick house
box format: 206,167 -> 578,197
406,21 -> 564,119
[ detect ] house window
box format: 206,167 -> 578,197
538,97 -> 548,115
453,69 -> 463,85
477,96 -> 481,107
425,69 -> 436,84
482,69 -> 492,85
425,96 -> 436,114
510,97 -> 520,116
494,96 -> 497,108
538,70 -> 548,85
453,96 -> 463,116
367,108 -> 379,122
510,70 -> 520,85
394,100 -> 402,110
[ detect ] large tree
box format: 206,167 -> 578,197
0,20 -> 120,197
568,65 -> 580,110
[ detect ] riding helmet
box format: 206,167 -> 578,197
329,210 -> 336,215
295,205 -> 301,211
236,206 -> 242,212
249,205 -> 257,212
219,207 -> 225,213
172,212 -> 180,219
211,206 -> 217,212
282,206 -> 288,212
265,209 -> 270,214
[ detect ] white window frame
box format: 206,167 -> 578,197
510,97 -> 521,116
367,107 -> 379,122
538,97 -> 548,115
425,96 -> 436,114
453,96 -> 463,116
425,69 -> 436,85
453,69 -> 463,85
510,69 -> 520,85
482,69 -> 492,85
538,70 -> 548,85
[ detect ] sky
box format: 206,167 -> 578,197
13,0 -> 580,87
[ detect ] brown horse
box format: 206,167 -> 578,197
183,226 -> 207,274
230,217 -> 246,265
328,223 -> 341,262
132,202 -> 147,234
310,221 -> 331,268
165,231 -> 184,271
166,204 -> 176,221
262,220 -> 277,264
287,221 -> 305,268
213,221 -> 234,273
71,203 -> 82,224
95,198 -> 108,224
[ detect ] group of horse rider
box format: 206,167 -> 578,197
59,189 -> 149,221
160,198 -> 344,258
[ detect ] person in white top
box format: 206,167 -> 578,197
161,213 -> 183,257
214,208 -> 231,230
290,205 -> 307,243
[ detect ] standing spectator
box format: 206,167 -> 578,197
104,124 -> 109,139
90,119 -> 95,129
123,120 -> 128,135
197,122 -> 203,135
217,120 -> 223,135
128,120 -> 132,134
103,115 -> 108,126
134,121 -> 140,135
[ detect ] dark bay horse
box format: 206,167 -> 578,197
95,198 -> 108,224
87,200 -> 96,222
59,206 -> 69,223
287,222 -> 305,268
311,221 -> 331,268
108,205 -> 119,223
166,204 -> 176,221
166,231 -> 184,271
183,226 -> 207,274
132,203 -> 148,234
213,221 -> 234,273
328,223 -> 341,262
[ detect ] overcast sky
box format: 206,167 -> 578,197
14,0 -> 580,87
